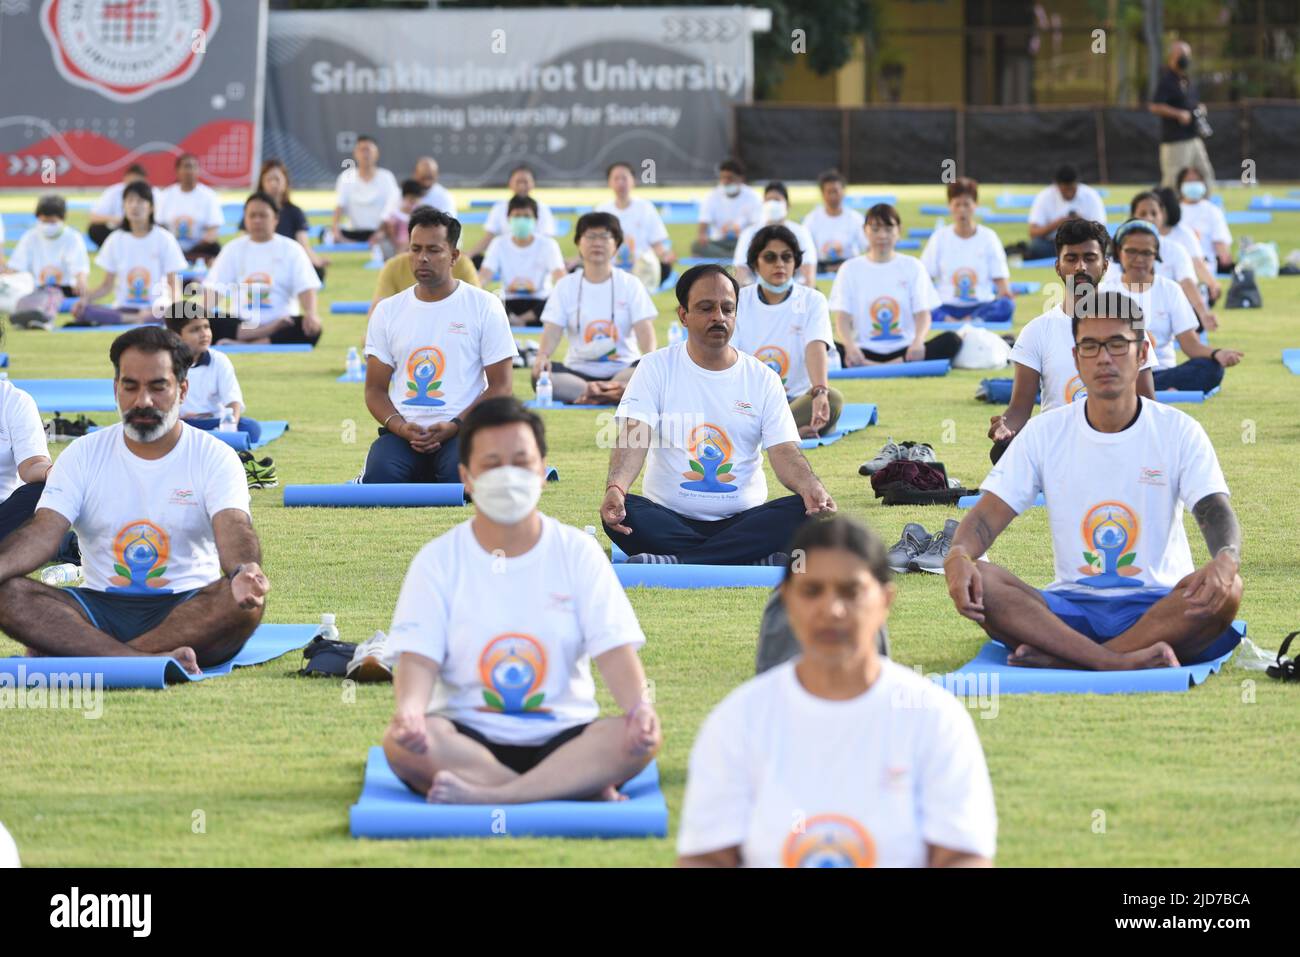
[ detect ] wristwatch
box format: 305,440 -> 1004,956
808,385 -> 829,398
1216,545 -> 1240,568
449,416 -> 463,432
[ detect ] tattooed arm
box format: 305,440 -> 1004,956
1182,493 -> 1243,619
1191,492 -> 1241,561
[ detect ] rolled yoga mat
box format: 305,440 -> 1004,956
0,623 -> 317,690
14,379 -> 116,412
828,359 -> 950,380
213,343 -> 314,354
1282,349 -> 1300,375
349,747 -> 668,839
957,491 -> 1046,509
611,555 -> 784,588
314,241 -> 369,253
935,621 -> 1243,695
205,421 -> 289,452
799,403 -> 878,449
283,467 -> 558,507
1156,387 -> 1220,404
931,318 -> 1012,332
330,302 -> 370,314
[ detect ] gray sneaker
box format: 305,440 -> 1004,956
859,437 -> 905,476
910,518 -> 959,574
904,442 -> 937,464
886,523 -> 933,573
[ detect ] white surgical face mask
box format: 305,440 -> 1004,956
40,221 -> 64,239
723,182 -> 742,198
763,199 -> 787,223
470,465 -> 542,525
1181,181 -> 1207,201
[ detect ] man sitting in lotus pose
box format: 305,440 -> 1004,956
0,327 -> 270,672
945,289 -> 1242,670
600,264 -> 836,567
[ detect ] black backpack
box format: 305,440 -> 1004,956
1225,267 -> 1262,310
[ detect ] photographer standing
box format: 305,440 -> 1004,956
1150,41 -> 1215,191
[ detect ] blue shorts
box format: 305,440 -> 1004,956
65,587 -> 201,643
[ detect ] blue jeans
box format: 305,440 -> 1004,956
363,428 -> 461,483
603,493 -> 809,565
1153,358 -> 1224,393
187,416 -> 263,445
931,298 -> 1015,324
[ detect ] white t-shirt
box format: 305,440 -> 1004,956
418,183 -> 458,219
1179,201 -> 1231,265
388,515 -> 646,746
733,220 -> 818,276
698,185 -> 764,242
981,398 -> 1229,592
481,235 -> 565,300
156,183 -> 224,250
539,269 -> 657,378
1104,233 -> 1195,285
920,225 -> 1010,304
90,182 -> 162,221
1099,275 -> 1198,370
335,167 -> 401,232
0,381 -> 49,500
828,254 -> 941,349
1028,183 -> 1108,230
485,198 -> 558,238
596,197 -> 670,269
1010,306 -> 1156,412
37,424 -> 250,594
802,206 -> 867,263
181,349 -> 244,419
733,283 -> 834,398
95,226 -> 188,309
616,344 -> 799,521
8,225 -> 90,288
1167,223 -> 1204,269
365,282 -> 517,428
204,234 -> 322,326
677,659 -> 998,867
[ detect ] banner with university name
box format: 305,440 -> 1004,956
0,0 -> 267,188
264,6 -> 754,187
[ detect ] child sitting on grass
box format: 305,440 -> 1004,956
164,307 -> 262,445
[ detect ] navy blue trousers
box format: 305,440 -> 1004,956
363,429 -> 461,484
604,493 -> 809,565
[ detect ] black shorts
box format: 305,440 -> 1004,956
549,359 -> 638,383
504,297 -> 547,324
450,720 -> 590,775
209,314 -> 320,347
65,587 -> 201,642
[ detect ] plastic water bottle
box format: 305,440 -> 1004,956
218,406 -> 237,432
536,369 -> 553,408
317,613 -> 339,642
345,346 -> 364,382
668,323 -> 685,347
369,244 -> 384,266
584,525 -> 597,537
40,563 -> 82,587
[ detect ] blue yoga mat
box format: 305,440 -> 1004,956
1156,387 -> 1220,404
896,238 -> 921,250
315,241 -> 369,253
285,483 -> 467,507
978,377 -> 1017,405
1021,257 -> 1057,269
523,399 -> 616,410
349,747 -> 668,839
56,322 -> 156,333
937,622 -> 1243,695
828,359 -> 950,380
15,379 -> 116,412
932,318 -> 1012,332
958,491 -> 1045,509
994,195 -> 1034,209
799,403 -> 878,448
1282,349 -> 1300,375
0,623 -> 316,690
844,194 -> 896,208
1224,211 -> 1272,224
919,204 -> 949,216
0,353 -> 7,368
980,212 -> 1028,224
908,227 -> 934,239
1248,196 -> 1300,211
330,302 -> 370,314
213,343 -> 314,354
678,256 -> 730,267
612,556 -> 783,588
204,421 -> 289,452
1010,281 -> 1042,294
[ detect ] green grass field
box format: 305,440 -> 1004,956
1,183 -> 1298,867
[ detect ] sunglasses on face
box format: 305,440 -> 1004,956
760,251 -> 795,264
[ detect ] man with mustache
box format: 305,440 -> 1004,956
0,327 -> 269,674
601,264 -> 836,566
987,218 -> 1156,464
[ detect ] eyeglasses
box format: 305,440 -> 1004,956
1077,336 -> 1141,357
580,231 -> 615,242
760,251 -> 795,264
1121,248 -> 1157,259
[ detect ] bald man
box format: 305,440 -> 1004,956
1150,41 -> 1215,191
413,157 -> 457,219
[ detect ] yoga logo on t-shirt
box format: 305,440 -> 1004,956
125,267 -> 151,305
39,265 -> 63,287
1078,501 -> 1143,587
614,236 -> 636,269
1064,375 -> 1087,404
173,216 -> 195,241
681,423 -> 736,493
821,239 -> 844,260
782,814 -> 876,868
952,267 -> 979,301
107,520 -> 171,594
242,272 -> 273,311
868,296 -> 904,340
754,345 -> 790,385
402,346 -> 446,407
507,276 -> 537,294
477,633 -> 552,717
582,318 -> 619,361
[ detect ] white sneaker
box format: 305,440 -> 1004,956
347,630 -> 394,682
